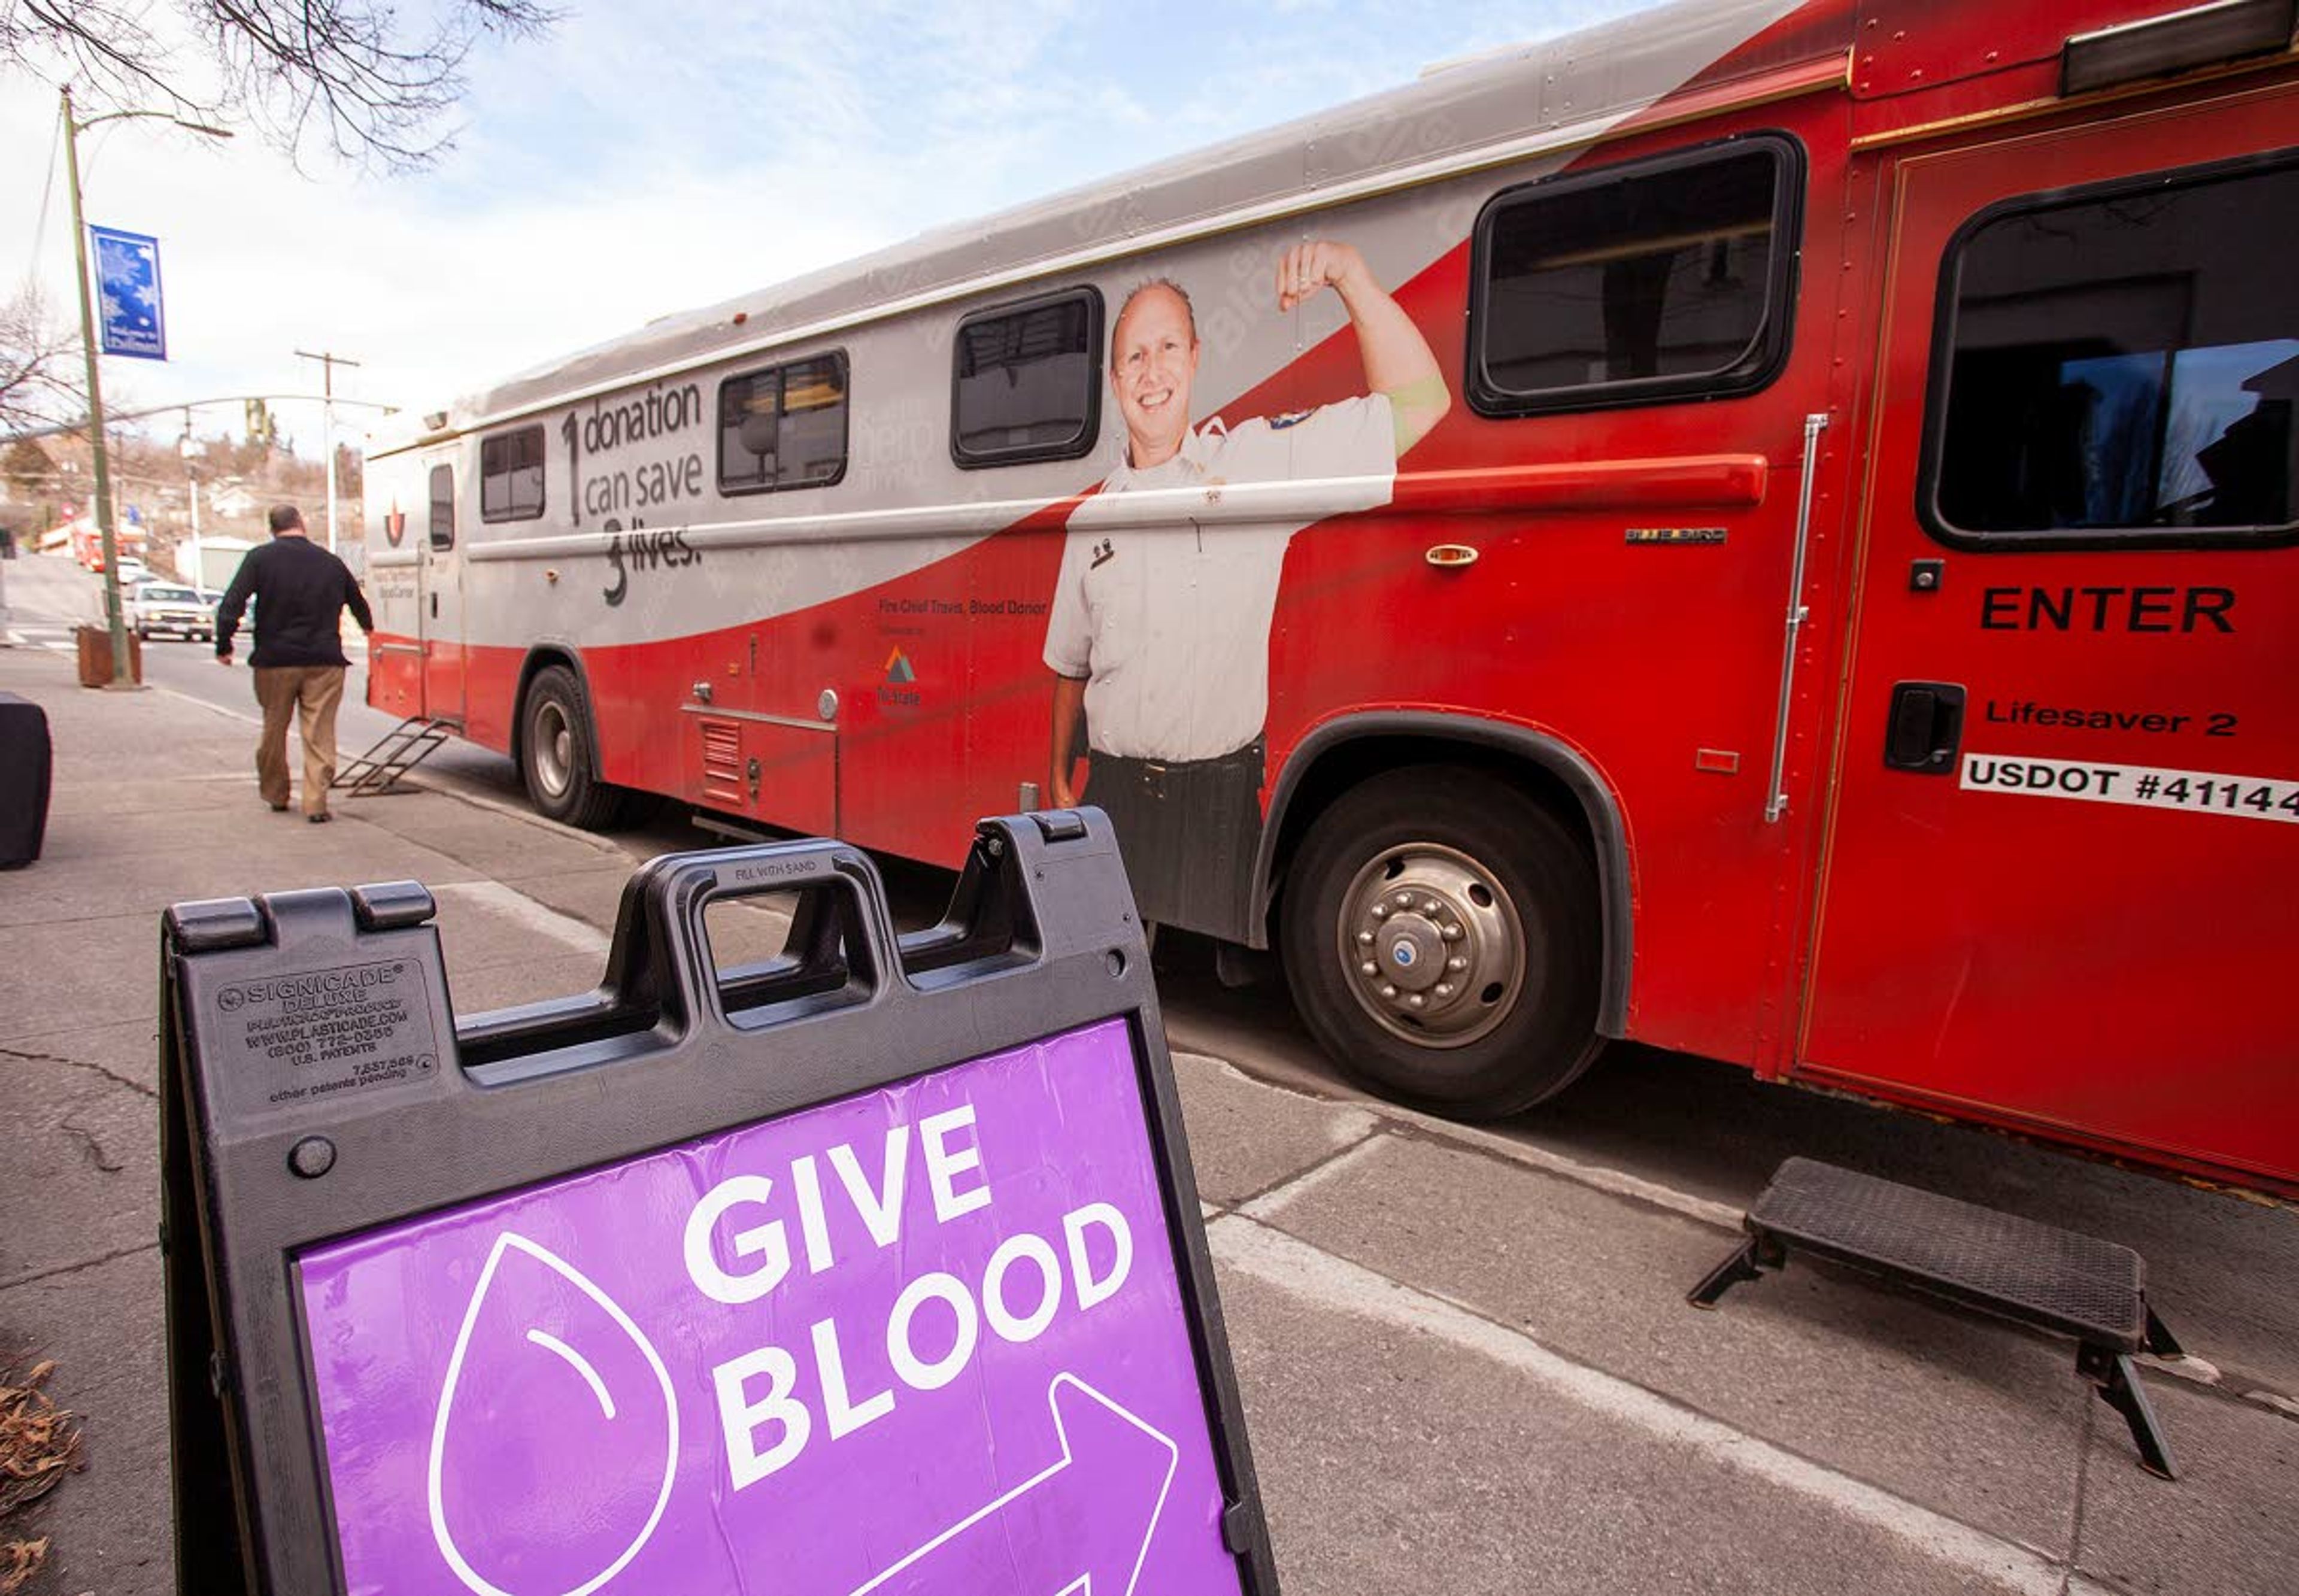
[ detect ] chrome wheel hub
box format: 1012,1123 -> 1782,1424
1338,843 -> 1524,1048
533,702 -> 573,797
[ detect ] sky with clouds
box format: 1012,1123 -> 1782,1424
4,0 -> 1643,456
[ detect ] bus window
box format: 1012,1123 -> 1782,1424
1469,136 -> 1798,416
1928,153 -> 2299,545
950,287 -> 1102,468
718,352 -> 849,494
480,425 -> 546,523
427,463 -> 455,550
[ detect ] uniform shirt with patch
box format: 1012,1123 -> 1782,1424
1043,393 -> 1396,761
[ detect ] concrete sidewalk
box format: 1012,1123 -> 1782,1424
0,643 -> 2291,1596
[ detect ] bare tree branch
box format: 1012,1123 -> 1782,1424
0,289 -> 80,434
1,0 -> 559,172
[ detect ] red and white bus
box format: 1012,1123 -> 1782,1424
366,0 -> 2299,1194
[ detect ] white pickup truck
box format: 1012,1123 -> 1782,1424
126,579 -> 217,642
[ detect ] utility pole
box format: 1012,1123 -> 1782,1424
181,409 -> 204,588
59,86 -> 231,685
61,86 -> 128,684
296,349 -> 361,554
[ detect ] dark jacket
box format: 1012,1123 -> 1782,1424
214,536 -> 374,668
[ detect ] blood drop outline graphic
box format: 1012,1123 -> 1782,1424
427,1233 -> 678,1596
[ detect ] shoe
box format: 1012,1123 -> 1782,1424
269,802 -> 289,812
308,813 -> 332,824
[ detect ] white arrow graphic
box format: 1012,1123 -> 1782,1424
849,1373 -> 1180,1596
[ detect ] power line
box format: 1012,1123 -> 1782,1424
1,390 -> 398,445
20,102 -> 63,294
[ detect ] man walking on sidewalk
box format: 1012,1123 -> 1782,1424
214,505 -> 373,823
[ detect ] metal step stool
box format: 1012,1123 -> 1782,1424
332,717 -> 451,797
1690,1156 -> 2182,1479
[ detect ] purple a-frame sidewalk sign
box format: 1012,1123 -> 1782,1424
159,815 -> 1279,1596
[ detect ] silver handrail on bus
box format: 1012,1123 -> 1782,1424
1765,411 -> 1830,825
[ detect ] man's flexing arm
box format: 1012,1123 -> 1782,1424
1276,240 -> 1451,453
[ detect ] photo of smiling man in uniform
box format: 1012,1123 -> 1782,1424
1043,239 -> 1451,936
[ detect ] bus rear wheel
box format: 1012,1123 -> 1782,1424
1279,768 -> 1605,1119
520,665 -> 623,830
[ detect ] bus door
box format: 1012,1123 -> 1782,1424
1801,84 -> 2299,1187
420,456 -> 468,726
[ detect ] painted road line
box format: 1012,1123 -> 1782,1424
1176,1052 -> 1744,1233
429,879 -> 614,957
148,678 -> 262,725
396,774 -> 631,859
1208,1214 -> 2119,1596
1238,1131 -> 1391,1222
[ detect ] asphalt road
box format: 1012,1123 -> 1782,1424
9,548 -> 2294,1408
1,549 -> 515,792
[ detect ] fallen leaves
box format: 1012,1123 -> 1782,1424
0,1539 -> 49,1596
0,1358 -> 84,1594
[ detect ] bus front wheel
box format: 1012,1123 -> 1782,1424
519,665 -> 622,830
1279,768 -> 1605,1119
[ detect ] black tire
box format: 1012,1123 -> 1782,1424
1279,767 -> 1605,1119
518,664 -> 624,829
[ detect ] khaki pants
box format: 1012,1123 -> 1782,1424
252,665 -> 345,817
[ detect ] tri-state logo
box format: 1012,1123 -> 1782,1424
880,647 -> 920,709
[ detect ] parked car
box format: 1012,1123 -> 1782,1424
127,580 -> 216,642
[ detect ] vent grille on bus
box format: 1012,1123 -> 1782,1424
698,718 -> 744,805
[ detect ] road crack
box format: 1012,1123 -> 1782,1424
57,1118 -> 124,1175
0,1045 -> 156,1102
0,1242 -> 159,1294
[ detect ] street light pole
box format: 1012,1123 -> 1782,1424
181,413 -> 205,589
295,349 -> 362,554
60,86 -> 130,685
57,86 -> 232,687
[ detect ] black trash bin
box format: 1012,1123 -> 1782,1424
0,692 -> 53,868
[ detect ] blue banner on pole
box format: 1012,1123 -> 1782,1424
90,226 -> 166,361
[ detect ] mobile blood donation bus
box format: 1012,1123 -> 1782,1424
364,0 -> 2299,1193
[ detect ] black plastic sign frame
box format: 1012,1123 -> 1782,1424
159,811 -> 1279,1596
